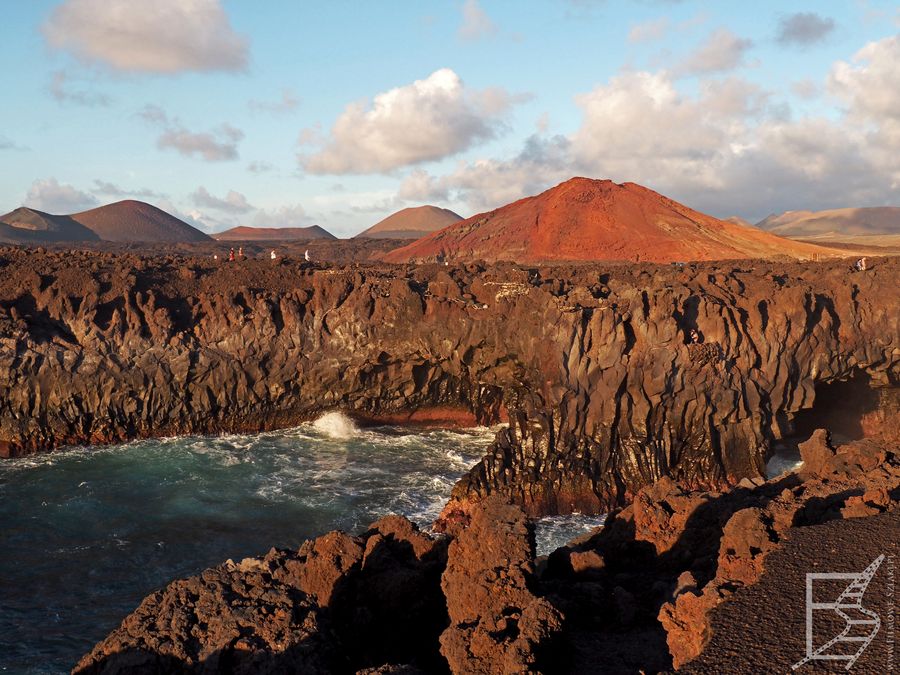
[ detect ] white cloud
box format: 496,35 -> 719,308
776,12 -> 835,47
191,187 -> 254,213
42,0 -> 248,74
252,205 -> 311,228
139,105 -> 243,161
157,126 -> 243,161
628,18 -> 669,44
49,71 -> 111,107
93,180 -> 164,199
677,28 -> 753,75
24,178 -> 98,213
791,79 -> 820,100
400,33 -> 900,221
398,169 -> 451,203
459,0 -> 497,41
397,134 -> 573,213
248,89 -> 300,114
302,69 -> 521,174
829,35 -> 900,123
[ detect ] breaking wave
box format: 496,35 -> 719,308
311,411 -> 358,439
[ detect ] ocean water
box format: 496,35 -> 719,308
0,416 -> 605,674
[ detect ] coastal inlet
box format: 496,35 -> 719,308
0,416 -> 603,674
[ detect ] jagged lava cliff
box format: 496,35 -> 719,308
0,248 -> 897,516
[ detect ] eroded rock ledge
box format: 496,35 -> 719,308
74,436 -> 899,673
1,248 -> 898,516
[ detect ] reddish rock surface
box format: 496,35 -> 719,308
213,225 -> 336,241
0,248 -> 897,523
383,178 -> 836,264
70,200 -> 212,242
439,497 -> 563,673
75,436 -> 900,673
355,205 -> 463,240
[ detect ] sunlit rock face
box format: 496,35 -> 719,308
0,247 -> 897,517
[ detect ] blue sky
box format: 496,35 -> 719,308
1,1 -> 898,237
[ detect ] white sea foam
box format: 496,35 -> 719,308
311,411 -> 358,439
766,451 -> 803,478
534,513 -> 608,557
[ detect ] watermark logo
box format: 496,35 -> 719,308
792,554 -> 894,671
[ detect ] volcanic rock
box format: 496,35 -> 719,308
213,225 -> 336,241
0,207 -> 100,243
383,178 -> 835,263
355,205 -> 463,240
439,497 -> 563,673
0,248 -> 897,524
70,200 -> 211,242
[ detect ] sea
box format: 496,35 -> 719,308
0,413 -> 606,674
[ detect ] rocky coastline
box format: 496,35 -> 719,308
1,248 -> 897,520
74,433 -> 900,673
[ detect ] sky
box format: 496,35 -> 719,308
0,0 -> 898,237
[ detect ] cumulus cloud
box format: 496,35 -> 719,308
139,105 -> 243,161
397,134 -> 573,213
42,0 -> 248,74
302,68 -> 522,174
191,186 -> 254,213
628,18 -> 670,44
49,71 -> 111,107
24,178 -> 98,213
677,28 -> 753,75
157,125 -> 243,161
93,180 -> 164,199
248,89 -> 300,114
400,33 -> 900,221
776,12 -> 835,47
252,204 -> 311,227
459,0 -> 497,41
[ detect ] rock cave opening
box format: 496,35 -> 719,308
790,370 -> 884,445
767,369 -> 897,478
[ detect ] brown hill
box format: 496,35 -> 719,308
0,207 -> 100,243
383,178 -> 836,264
213,225 -> 336,241
355,205 -> 463,239
757,207 -> 900,238
71,200 -> 211,242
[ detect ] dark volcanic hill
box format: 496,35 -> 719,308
355,205 -> 463,239
383,178 -> 835,263
0,207 -> 100,243
213,225 -> 336,241
757,207 -> 900,237
69,200 -> 210,243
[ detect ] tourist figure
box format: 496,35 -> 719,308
304,249 -> 310,262
855,257 -> 868,271
270,249 -> 277,260
229,247 -> 235,262
238,246 -> 244,259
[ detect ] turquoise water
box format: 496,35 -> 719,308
0,417 -> 605,673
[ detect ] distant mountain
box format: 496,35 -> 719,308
0,207 -> 100,243
724,216 -> 752,227
213,225 -> 336,241
383,177 -> 835,264
70,200 -> 211,242
355,205 -> 463,239
756,207 -> 900,238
